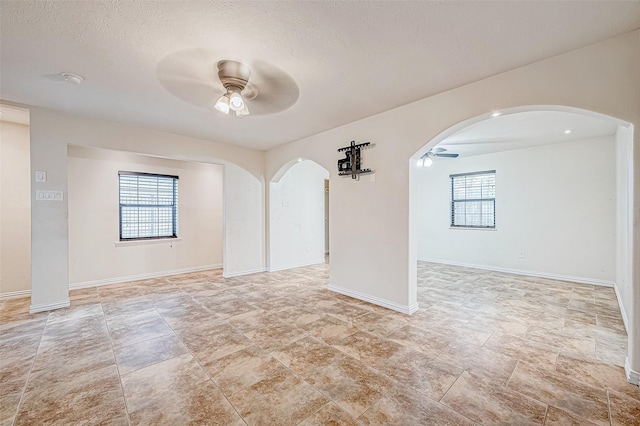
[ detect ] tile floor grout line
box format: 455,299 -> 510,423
505,360 -> 519,388
552,350 -> 560,370
541,403 -> 549,425
481,329 -> 496,349
606,389 -> 613,426
283,332 -> 453,422
151,302 -> 249,425
100,299 -> 134,426
267,353 -> 335,425
438,369 -> 465,403
11,310 -> 49,426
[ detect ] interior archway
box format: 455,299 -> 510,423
409,105 -> 636,383
268,158 -> 330,272
64,146 -> 266,285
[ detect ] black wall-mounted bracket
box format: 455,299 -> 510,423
337,141 -> 374,180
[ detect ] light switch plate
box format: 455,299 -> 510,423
36,190 -> 63,201
35,170 -> 47,182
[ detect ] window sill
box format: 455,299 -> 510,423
115,238 -> 182,247
449,227 -> 497,231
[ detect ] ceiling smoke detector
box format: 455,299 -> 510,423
60,72 -> 84,85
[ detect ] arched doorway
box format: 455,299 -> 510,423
268,158 -> 330,272
409,105 -> 637,384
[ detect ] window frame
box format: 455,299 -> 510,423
118,171 -> 179,241
450,170 -> 496,229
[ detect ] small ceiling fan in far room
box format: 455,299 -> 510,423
417,147 -> 459,167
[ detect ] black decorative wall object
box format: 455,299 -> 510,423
337,141 -> 373,180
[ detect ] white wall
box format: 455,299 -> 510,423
269,160 -> 329,271
67,146 -> 223,286
416,136 -> 616,285
0,121 -> 31,296
223,163 -> 265,277
616,126 -> 632,329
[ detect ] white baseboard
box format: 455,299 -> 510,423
328,283 -> 419,315
613,283 -> 629,333
0,289 -> 31,301
625,358 -> 640,386
268,259 -> 326,272
222,267 -> 267,278
30,299 -> 70,314
69,264 -> 223,290
419,258 -> 615,287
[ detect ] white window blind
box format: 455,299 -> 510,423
119,172 -> 179,240
450,170 -> 495,228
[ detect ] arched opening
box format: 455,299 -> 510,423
0,103 -> 266,303
409,105 -> 636,383
64,147 -> 265,285
268,158 -> 330,272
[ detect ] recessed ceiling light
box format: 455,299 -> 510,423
564,129 -> 572,134
490,111 -> 502,118
60,72 -> 84,85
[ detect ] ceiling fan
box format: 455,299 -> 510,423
417,147 -> 459,167
156,49 -> 299,118
213,60 -> 266,117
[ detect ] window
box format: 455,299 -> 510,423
119,172 -> 179,240
450,170 -> 495,228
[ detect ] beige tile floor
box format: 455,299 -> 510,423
1,261 -> 639,425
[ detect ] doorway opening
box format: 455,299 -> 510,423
0,104 -> 31,300
269,159 -> 330,272
409,105 -> 635,380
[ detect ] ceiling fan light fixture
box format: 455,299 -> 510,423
229,89 -> 245,112
235,101 -> 250,118
417,155 -> 434,167
214,61 -> 253,118
214,93 -> 231,114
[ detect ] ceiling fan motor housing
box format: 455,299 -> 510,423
217,60 -> 251,92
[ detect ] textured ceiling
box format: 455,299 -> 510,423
1,1 -> 639,150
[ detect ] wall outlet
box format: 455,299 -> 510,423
518,250 -> 525,258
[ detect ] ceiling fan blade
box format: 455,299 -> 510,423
243,61 -> 299,115
156,48 -> 224,108
435,153 -> 459,158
